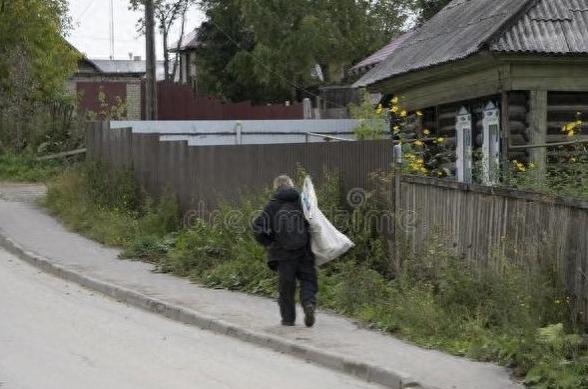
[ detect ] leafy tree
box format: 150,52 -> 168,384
129,0 -> 196,80
416,0 -> 452,22
0,0 -> 79,151
196,0 -> 413,103
194,0 -> 270,102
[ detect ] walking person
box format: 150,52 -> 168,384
252,175 -> 317,327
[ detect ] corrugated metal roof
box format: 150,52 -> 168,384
355,0 -> 530,87
350,31 -> 416,75
89,60 -> 167,81
491,0 -> 588,53
170,29 -> 200,52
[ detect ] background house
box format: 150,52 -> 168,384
69,50 -> 165,120
349,31 -> 415,77
355,0 -> 588,171
170,29 -> 199,89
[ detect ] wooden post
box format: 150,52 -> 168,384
303,98 -> 312,119
456,106 -> 473,184
529,90 -> 548,172
145,0 -> 158,120
392,144 -> 403,272
482,101 -> 501,185
234,122 -> 243,145
500,92 -> 510,166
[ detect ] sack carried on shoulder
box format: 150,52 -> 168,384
301,176 -> 354,265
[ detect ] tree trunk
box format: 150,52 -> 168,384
171,4 -> 188,82
145,0 -> 158,120
163,30 -> 170,81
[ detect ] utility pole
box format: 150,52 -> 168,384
145,0 -> 158,120
109,0 -> 115,60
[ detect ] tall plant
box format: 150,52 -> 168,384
0,0 -> 79,152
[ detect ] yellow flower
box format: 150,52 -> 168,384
400,110 -> 408,117
568,130 -> 576,137
529,162 -> 536,169
437,171 -> 443,177
391,106 -> 399,113
516,163 -> 527,172
375,104 -> 383,114
415,140 -> 424,147
416,111 -> 423,117
423,129 -> 430,136
437,137 -> 445,143
571,157 -> 577,163
391,96 -> 399,104
563,122 -> 577,133
420,167 -> 428,174
576,120 -> 583,126
417,158 -> 424,165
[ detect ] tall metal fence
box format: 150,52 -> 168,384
87,122 -> 394,211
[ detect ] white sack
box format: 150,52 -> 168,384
301,176 -> 354,265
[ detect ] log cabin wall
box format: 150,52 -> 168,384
507,91 -> 531,163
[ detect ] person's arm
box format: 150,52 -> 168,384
252,201 -> 275,247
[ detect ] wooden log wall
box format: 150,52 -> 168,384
507,91 -> 531,163
547,92 -> 588,162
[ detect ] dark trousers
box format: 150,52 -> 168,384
277,258 -> 318,324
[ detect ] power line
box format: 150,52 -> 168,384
76,0 -> 96,22
109,0 -> 115,60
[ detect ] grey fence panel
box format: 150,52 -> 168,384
93,123 -> 393,211
397,175 -> 588,324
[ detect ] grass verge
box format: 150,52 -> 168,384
0,153 -> 65,182
43,162 -> 588,389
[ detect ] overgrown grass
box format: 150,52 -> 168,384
43,162 -> 588,388
0,153 -> 65,182
502,159 -> 588,202
43,162 -> 180,251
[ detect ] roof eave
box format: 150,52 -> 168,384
360,51 -> 498,92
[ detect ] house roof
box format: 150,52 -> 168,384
350,31 -> 416,75
170,28 -> 200,52
89,59 -> 167,81
492,0 -> 588,53
355,0 -> 588,88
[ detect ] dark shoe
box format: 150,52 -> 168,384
281,320 -> 295,326
303,304 -> 315,328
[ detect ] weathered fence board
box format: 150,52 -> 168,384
398,175 -> 588,323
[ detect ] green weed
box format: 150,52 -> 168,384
43,164 -> 588,388
0,153 -> 64,182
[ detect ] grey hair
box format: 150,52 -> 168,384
273,175 -> 294,190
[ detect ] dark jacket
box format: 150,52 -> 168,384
252,187 -> 313,267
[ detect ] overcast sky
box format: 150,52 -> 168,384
67,0 -> 205,60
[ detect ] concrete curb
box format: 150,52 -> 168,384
0,232 -> 432,389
